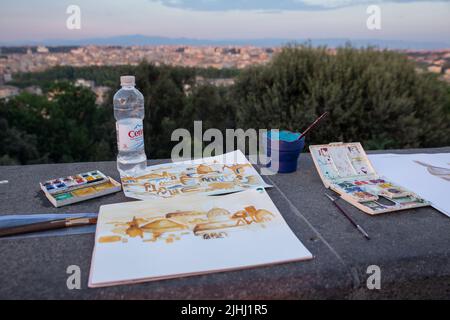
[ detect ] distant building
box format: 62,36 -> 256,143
24,86 -> 43,95
443,69 -> 450,83
183,83 -> 192,96
93,86 -> 111,105
75,78 -> 95,88
70,48 -> 85,55
36,46 -> 49,54
47,88 -> 64,101
427,65 -> 442,74
3,73 -> 12,83
195,76 -> 235,87
0,85 -> 20,100
209,78 -> 235,86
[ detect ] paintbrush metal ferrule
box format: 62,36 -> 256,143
65,217 -> 97,226
357,225 -> 371,240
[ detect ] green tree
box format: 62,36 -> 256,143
234,45 -> 450,149
0,83 -> 115,164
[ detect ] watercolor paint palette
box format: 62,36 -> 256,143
310,142 -> 430,215
41,171 -> 109,194
40,171 -> 121,207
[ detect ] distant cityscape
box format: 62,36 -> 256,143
1,45 -> 450,102
0,45 -> 276,73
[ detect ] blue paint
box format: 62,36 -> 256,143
267,130 -> 301,142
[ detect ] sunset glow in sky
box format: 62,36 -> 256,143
0,0 -> 449,44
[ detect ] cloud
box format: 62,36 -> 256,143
151,0 -> 449,11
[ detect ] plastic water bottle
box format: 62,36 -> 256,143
114,76 -> 147,177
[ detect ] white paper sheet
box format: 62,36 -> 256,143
89,189 -> 312,287
369,153 -> 450,217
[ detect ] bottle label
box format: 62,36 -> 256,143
116,119 -> 144,152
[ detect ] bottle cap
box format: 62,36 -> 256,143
120,76 -> 135,86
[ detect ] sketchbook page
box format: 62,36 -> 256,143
121,150 -> 271,200
369,153 -> 450,217
89,189 -> 312,288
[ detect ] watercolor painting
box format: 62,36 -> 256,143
97,198 -> 276,244
414,160 -> 450,182
121,150 -> 271,200
89,189 -> 312,288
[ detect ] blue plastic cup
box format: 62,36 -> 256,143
263,130 -> 305,173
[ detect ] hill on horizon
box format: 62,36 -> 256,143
1,34 -> 450,50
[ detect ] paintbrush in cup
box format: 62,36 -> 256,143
298,112 -> 329,140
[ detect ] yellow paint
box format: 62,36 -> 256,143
99,235 -> 122,243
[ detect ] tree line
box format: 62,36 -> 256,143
1,45 -> 449,165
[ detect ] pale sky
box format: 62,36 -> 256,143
0,0 -> 449,43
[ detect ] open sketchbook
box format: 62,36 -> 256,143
120,150 -> 271,200
89,189 -> 312,288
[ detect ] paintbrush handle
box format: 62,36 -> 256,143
299,112 -> 329,140
0,220 -> 67,237
332,199 -> 358,227
0,217 -> 96,238
333,199 -> 370,240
